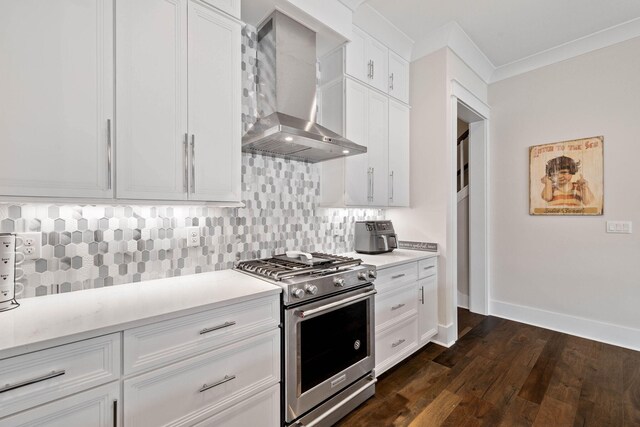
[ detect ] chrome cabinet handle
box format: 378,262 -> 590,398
184,133 -> 189,193
295,289 -> 377,319
371,167 -> 375,201
389,171 -> 394,201
107,119 -> 112,190
199,321 -> 236,335
423,266 -> 435,270
391,273 -> 405,279
390,72 -> 394,90
0,370 -> 66,394
391,339 -> 405,348
371,60 -> 375,79
199,375 -> 236,393
367,60 -> 372,79
391,303 -> 405,311
190,134 -> 196,193
420,286 -> 424,304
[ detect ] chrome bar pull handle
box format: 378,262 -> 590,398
390,72 -> 394,90
389,171 -> 394,201
199,321 -> 236,335
371,167 -> 375,201
391,339 -> 405,348
391,273 -> 405,280
420,286 -> 425,304
199,375 -> 236,393
190,134 -> 196,193
371,60 -> 374,79
391,303 -> 405,311
184,133 -> 189,193
107,119 -> 112,190
0,370 -> 66,394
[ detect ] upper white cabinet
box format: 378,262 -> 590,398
117,0 -> 241,202
0,0 -> 114,199
345,26 -> 389,93
388,51 -> 410,104
388,99 -> 410,207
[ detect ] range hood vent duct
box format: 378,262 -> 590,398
242,11 -> 366,163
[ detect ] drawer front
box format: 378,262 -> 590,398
193,384 -> 279,427
0,334 -> 120,418
0,382 -> 119,427
418,257 -> 437,279
124,329 -> 280,427
375,316 -> 418,377
201,0 -> 240,19
375,282 -> 417,331
375,262 -> 418,293
123,295 -> 279,375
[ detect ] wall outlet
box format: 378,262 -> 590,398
186,227 -> 200,247
606,221 -> 632,234
17,232 -> 41,260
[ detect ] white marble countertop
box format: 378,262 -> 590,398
0,270 -> 280,360
344,249 -> 438,269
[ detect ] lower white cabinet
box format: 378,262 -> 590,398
193,384 -> 279,427
0,383 -> 119,427
374,256 -> 438,376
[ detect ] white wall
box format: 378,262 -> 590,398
489,37 -> 640,349
387,48 -> 487,344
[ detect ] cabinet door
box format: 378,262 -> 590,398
0,0 -> 113,198
366,36 -> 389,93
368,90 -> 389,206
188,1 -> 241,202
388,51 -> 409,103
388,100 -> 410,207
418,275 -> 438,346
345,26 -> 368,83
116,0 -> 188,200
344,79 -> 370,206
0,383 -> 119,427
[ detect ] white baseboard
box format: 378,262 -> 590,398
490,300 -> 640,352
432,322 -> 456,347
457,291 -> 469,309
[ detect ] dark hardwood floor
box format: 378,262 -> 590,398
337,308 -> 640,426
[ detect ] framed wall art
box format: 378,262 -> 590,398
529,136 -> 604,215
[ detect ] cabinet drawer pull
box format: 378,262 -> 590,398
391,303 -> 405,311
420,286 -> 424,304
391,339 -> 405,348
184,133 -> 189,193
199,374 -> 236,392
0,370 -> 66,394
199,321 -> 236,335
107,119 -> 112,190
391,273 -> 405,279
190,134 -> 196,193
423,266 -> 435,270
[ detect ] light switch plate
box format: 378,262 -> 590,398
186,227 -> 200,247
606,221 -> 632,234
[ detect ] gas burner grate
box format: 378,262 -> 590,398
236,253 -> 362,281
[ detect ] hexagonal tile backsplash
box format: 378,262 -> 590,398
0,153 -> 383,298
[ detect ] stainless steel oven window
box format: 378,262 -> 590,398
284,285 -> 376,422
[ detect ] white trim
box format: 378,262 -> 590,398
451,80 -> 490,119
491,17 -> 640,83
490,300 -> 640,352
432,322 -> 456,348
412,22 -> 494,83
456,186 -> 469,202
457,291 -> 469,309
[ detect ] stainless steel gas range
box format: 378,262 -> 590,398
236,252 -> 378,427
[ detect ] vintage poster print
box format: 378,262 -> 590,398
529,136 -> 604,215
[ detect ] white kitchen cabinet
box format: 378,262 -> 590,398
0,0 -> 114,199
187,0 -> 242,202
388,50 -> 410,103
388,99 -> 410,207
368,90 -> 390,206
418,257 -> 438,345
116,0 -> 241,202
193,384 -> 279,426
345,26 -> 389,93
116,0 -> 188,200
0,383 -> 119,427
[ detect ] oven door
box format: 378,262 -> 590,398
284,284 -> 376,423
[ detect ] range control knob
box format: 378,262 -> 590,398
357,272 -> 368,281
305,284 -> 319,295
368,270 -> 377,279
292,288 -> 305,299
333,278 -> 346,287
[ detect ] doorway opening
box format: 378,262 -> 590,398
456,118 -> 470,309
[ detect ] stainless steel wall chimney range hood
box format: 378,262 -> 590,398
242,11 -> 366,163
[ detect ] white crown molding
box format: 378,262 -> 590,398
491,299 -> 640,352
352,4 -> 414,60
491,17 -> 640,82
338,0 -> 367,11
412,22 -> 495,83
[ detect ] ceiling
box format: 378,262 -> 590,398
365,0 -> 640,67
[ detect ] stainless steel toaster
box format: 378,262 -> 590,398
354,221 -> 398,254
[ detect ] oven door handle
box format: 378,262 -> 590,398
294,290 -> 377,319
